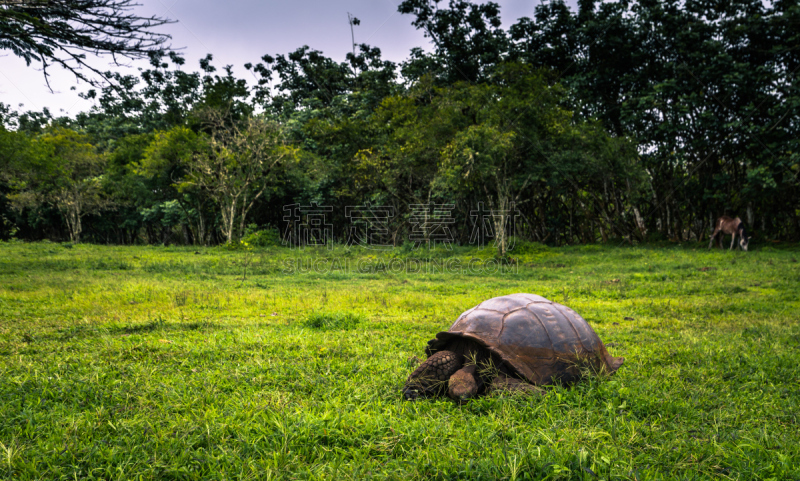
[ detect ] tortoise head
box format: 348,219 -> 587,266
447,364 -> 481,401
402,385 -> 423,400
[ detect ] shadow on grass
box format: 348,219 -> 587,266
35,319 -> 228,342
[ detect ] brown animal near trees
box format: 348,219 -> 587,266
708,216 -> 750,251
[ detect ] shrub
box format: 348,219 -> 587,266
242,224 -> 282,247
302,311 -> 366,330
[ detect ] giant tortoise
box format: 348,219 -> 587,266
403,293 -> 624,401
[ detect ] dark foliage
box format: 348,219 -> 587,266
1,0 -> 798,245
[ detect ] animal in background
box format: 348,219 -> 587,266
708,216 -> 749,251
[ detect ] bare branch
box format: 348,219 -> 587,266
0,0 -> 174,88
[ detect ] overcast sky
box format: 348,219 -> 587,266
0,1 -> 577,117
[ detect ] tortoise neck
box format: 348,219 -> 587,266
449,339 -> 479,356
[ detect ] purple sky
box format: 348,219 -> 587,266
0,1 -> 577,117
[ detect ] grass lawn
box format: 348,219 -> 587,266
0,240 -> 798,480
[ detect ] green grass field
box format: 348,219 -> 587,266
1,241 -> 798,480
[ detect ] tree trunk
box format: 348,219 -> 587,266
666,204 -> 672,239
220,199 -> 237,244
632,206 -> 646,240
197,207 -> 207,246
62,203 -> 82,243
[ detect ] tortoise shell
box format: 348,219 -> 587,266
425,293 -> 624,385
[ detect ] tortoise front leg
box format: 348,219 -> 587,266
403,350 -> 464,399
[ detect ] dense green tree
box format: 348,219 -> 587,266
194,55 -> 252,122
137,127 -> 212,245
100,132 -> 153,243
2,0 -> 798,245
5,128 -> 107,242
398,0 -> 508,84
504,0 -> 800,239
435,64 -> 642,252
185,110 -> 296,243
74,52 -> 203,143
247,44 -> 397,117
0,125 -> 36,238
353,64 -> 643,251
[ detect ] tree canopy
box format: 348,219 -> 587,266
1,0 -> 798,248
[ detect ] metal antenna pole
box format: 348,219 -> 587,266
348,12 -> 356,59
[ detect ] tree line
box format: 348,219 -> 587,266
1,0 -> 798,251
